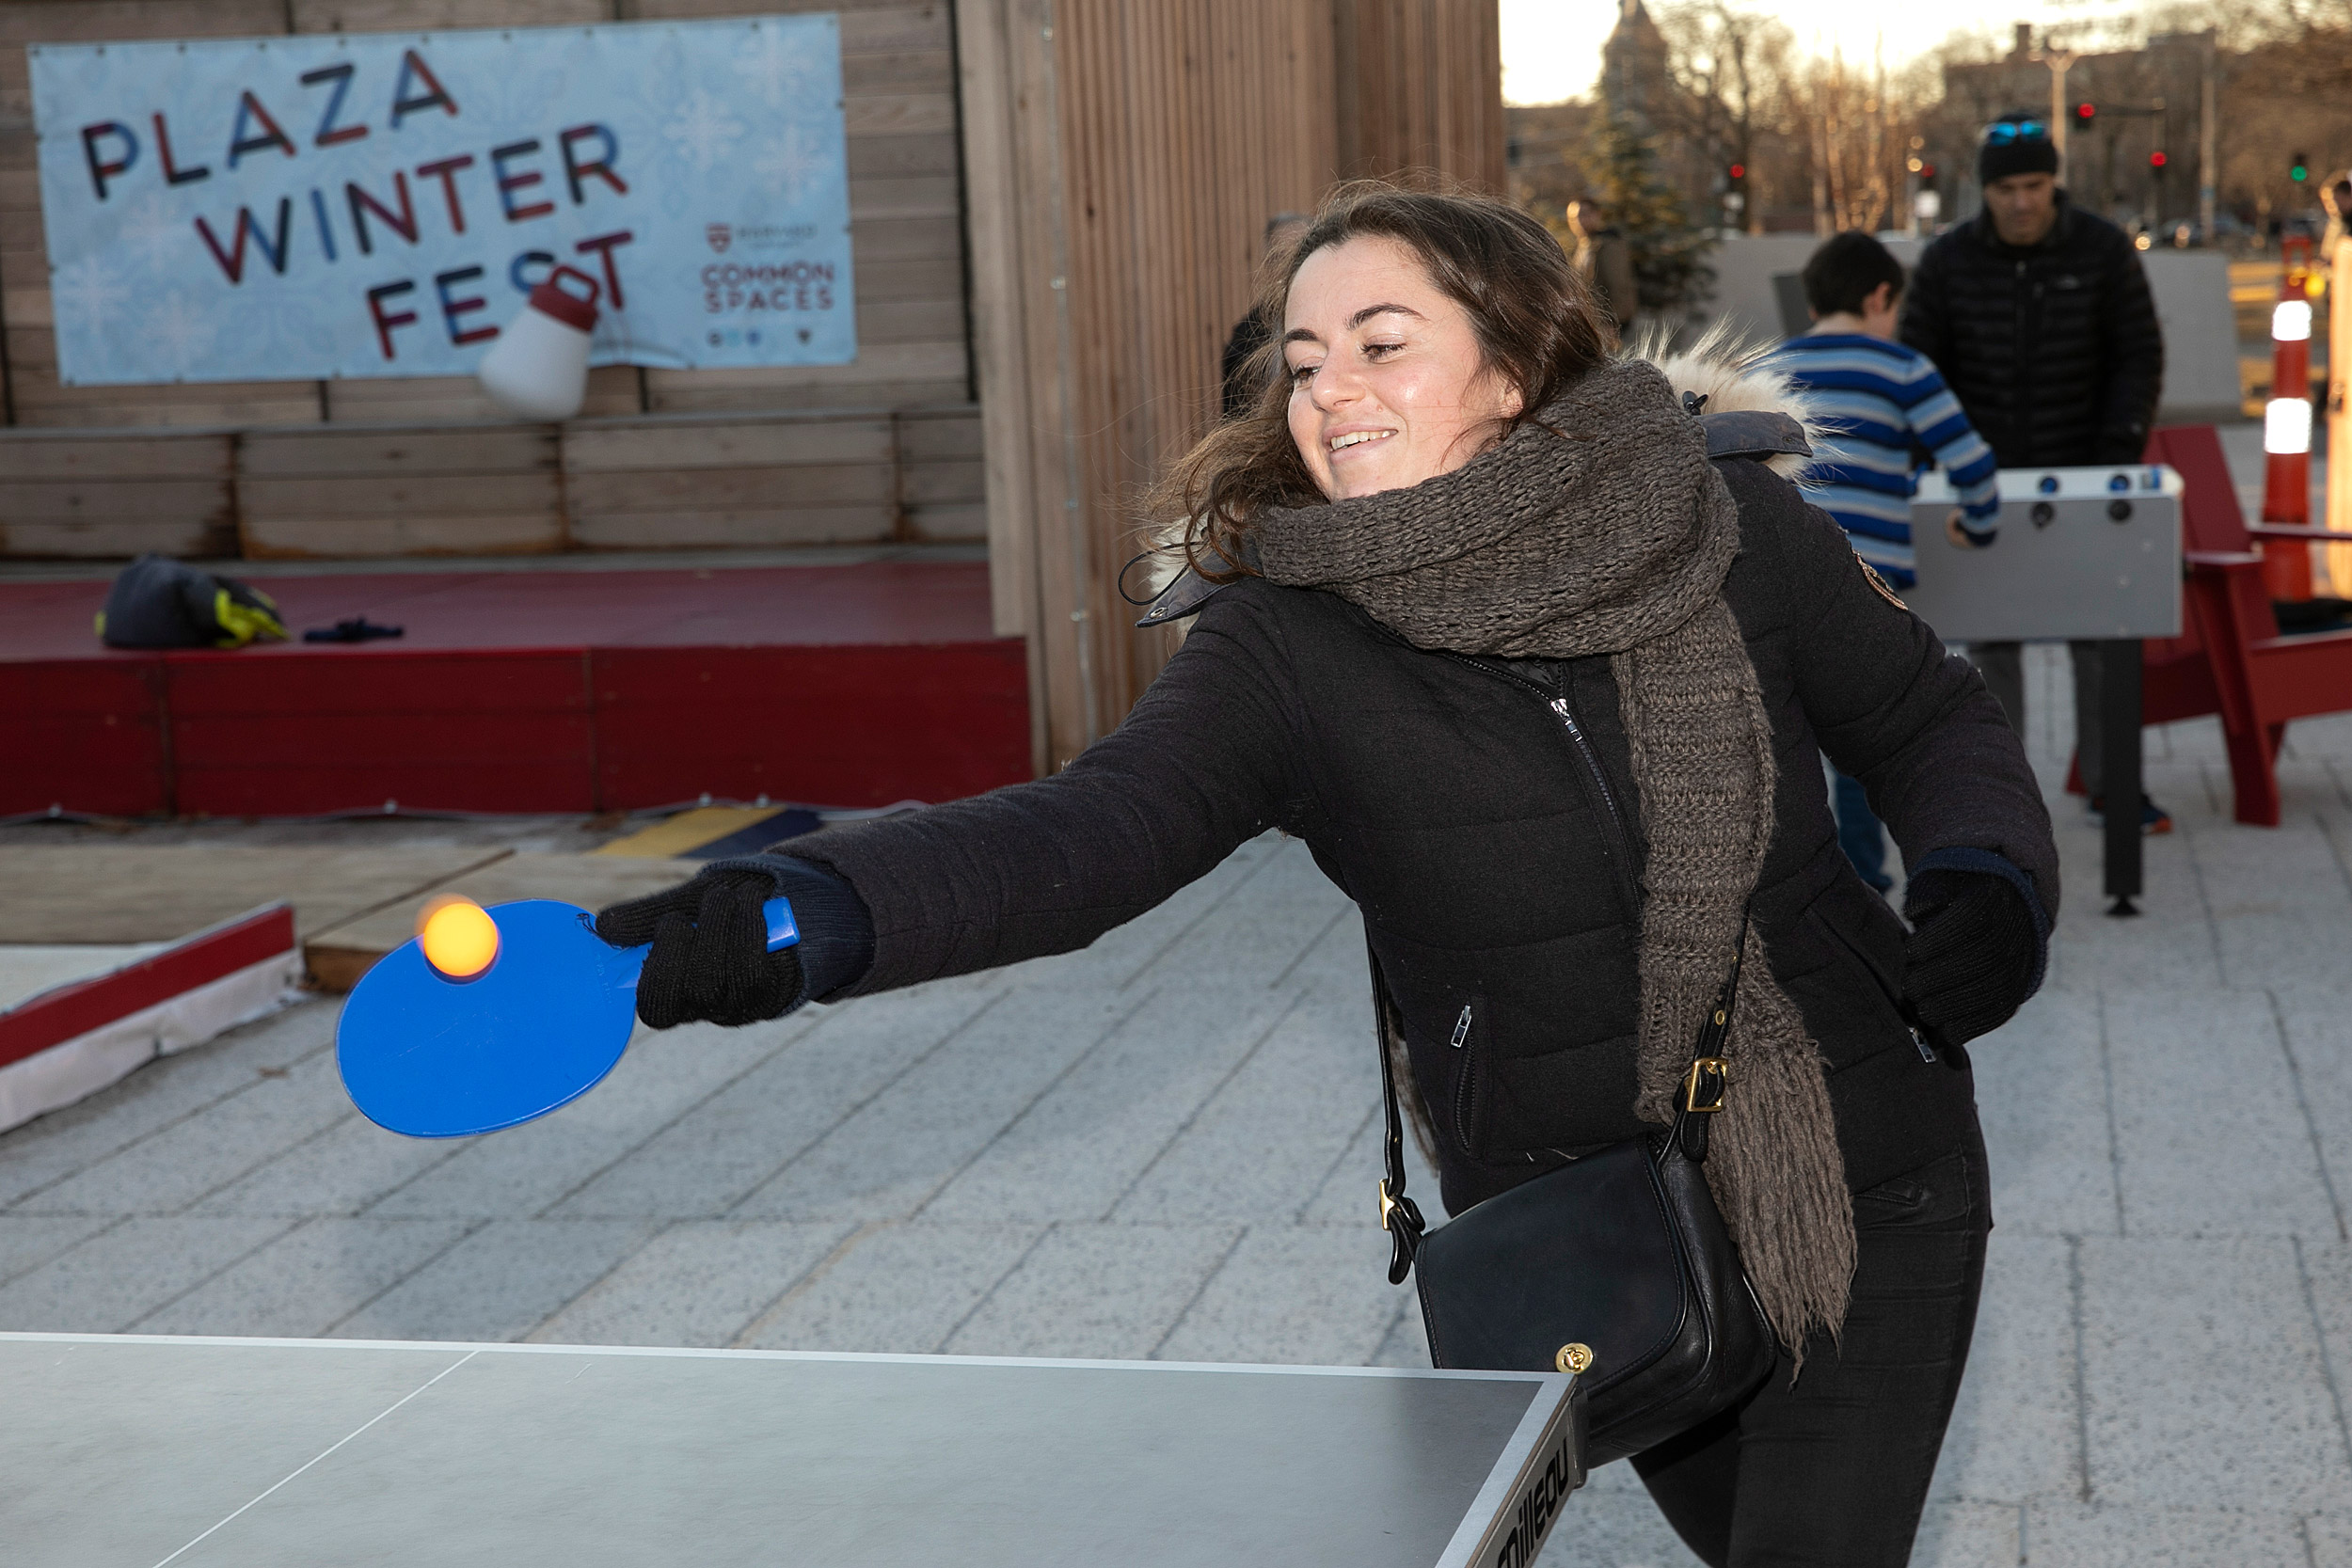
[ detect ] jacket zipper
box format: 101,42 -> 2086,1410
1440,653 -> 1643,913
1451,1004 -> 1477,1151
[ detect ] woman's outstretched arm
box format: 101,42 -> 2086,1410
770,582 -> 1311,996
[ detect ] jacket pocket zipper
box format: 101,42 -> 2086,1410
1451,1004 -> 1478,1151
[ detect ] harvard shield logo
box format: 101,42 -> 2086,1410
707,223 -> 733,255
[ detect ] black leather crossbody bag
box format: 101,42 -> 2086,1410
1372,922 -> 1777,1466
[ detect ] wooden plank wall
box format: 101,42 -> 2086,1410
958,0 -> 1503,770
0,0 -> 972,428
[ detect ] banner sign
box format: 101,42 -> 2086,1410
28,15 -> 855,385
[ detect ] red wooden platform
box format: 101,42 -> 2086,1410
0,563 -> 1031,817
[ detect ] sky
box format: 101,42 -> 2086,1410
1499,0 -> 2146,105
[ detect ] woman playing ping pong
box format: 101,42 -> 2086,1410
596,184 -> 2054,1567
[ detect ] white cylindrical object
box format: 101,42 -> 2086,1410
477,266 -> 601,420
2274,299 -> 2313,342
2266,396 -> 2312,455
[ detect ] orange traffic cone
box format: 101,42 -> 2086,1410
2262,237 -> 2316,601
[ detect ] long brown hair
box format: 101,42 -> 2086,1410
1150,181 -> 1615,581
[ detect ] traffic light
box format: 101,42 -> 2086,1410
2074,102 -> 2096,129
2150,150 -> 2169,171
1921,163 -> 1937,181
2293,151 -> 2312,182
1727,163 -> 1745,182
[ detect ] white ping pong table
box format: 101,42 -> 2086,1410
1,1331 -> 1585,1567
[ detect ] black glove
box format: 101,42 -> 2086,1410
1901,868 -> 2041,1050
594,856 -> 874,1030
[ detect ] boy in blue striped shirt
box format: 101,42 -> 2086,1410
1772,231 -> 2001,889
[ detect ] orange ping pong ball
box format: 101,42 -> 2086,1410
419,897 -> 500,981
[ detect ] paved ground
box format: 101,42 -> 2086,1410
4,644 -> 2350,1566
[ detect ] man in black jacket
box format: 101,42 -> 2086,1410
1900,116 -> 2168,830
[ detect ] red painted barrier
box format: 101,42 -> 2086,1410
0,563 -> 1031,816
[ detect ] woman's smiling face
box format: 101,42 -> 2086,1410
1283,235 -> 1523,501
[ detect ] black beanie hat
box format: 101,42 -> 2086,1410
1979,119 -> 2059,184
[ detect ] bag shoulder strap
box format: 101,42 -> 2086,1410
1369,907 -> 1752,1280
1367,942 -> 1427,1285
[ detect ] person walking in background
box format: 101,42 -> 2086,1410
1568,196 -> 1640,341
1772,231 -> 2001,892
1219,213 -> 1311,418
1900,114 -> 2169,832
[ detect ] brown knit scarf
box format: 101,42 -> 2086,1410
1248,356 -> 1856,1353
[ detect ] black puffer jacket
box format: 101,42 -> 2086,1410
1899,194 -> 2164,467
786,457 -> 2058,1218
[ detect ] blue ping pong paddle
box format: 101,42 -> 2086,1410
336,896 -> 799,1138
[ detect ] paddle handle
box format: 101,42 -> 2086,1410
612,896 -> 801,991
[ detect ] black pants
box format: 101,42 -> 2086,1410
1631,1121 -> 1991,1567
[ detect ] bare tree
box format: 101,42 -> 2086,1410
1793,48 -> 1914,235
1653,1 -> 1796,231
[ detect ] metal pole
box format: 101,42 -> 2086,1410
2102,638 -> 2144,915
2198,29 -> 2218,241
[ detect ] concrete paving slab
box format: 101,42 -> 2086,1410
2190,814 -> 2352,989
725,987 -> 1144,1222
12,1045 -> 356,1217
919,988 -> 1300,1225
133,1216 -> 475,1338
189,1112 -> 475,1217
0,1212 -> 116,1287
2267,986 -> 2352,1243
527,1219 -> 855,1348
0,999 -> 330,1208
735,1221 -> 1046,1354
361,1018 -> 787,1218
2284,711 -> 2352,759
1120,837 -> 1359,991
941,1223 -> 1242,1359
2102,989 -> 2338,1238
2079,1236 -> 2352,1512
0,1215 -> 295,1332
1151,1224 -> 1403,1366
326,1217 -> 659,1342
2023,1499 -> 2314,1567
1931,1232 -> 2079,1506
1534,1488 -> 1701,1567
1907,1501 -> 2022,1568
1967,989 -> 2119,1237
2297,1241 -> 2352,1448
1369,1302 -> 1433,1370
546,981 -> 997,1219
1295,1074 -> 1446,1229
2309,1511 -> 2352,1567
2042,816 -> 2220,993
1111,990 -> 1378,1224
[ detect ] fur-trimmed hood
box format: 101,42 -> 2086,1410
1137,336 -> 1821,619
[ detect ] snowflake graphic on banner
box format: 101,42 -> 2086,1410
151,291 -> 218,370
731,25 -> 831,110
50,257 -> 134,333
754,124 -> 835,205
662,88 -> 749,173
112,188 -> 184,274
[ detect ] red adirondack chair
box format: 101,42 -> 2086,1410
2136,423 -> 2352,826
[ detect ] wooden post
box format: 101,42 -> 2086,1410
957,0 -> 1503,773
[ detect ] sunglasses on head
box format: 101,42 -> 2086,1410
1983,120 -> 2050,145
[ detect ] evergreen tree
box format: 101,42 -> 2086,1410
1584,108 -> 1717,322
